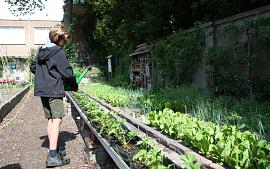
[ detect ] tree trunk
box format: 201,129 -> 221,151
67,0 -> 73,24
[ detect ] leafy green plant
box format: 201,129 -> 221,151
75,92 -> 172,168
180,154 -> 201,169
147,108 -> 270,169
137,137 -> 151,149
133,138 -> 169,169
83,82 -> 270,139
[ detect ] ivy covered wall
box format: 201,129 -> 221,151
204,16 -> 270,101
150,28 -> 204,87
150,8 -> 270,101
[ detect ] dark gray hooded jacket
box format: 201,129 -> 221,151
30,45 -> 78,98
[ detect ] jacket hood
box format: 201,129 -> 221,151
37,45 -> 62,64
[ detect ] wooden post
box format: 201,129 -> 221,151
184,105 -> 188,114
106,55 -> 112,80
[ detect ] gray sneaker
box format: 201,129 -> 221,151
46,154 -> 70,168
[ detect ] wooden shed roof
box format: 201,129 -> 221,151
129,43 -> 153,56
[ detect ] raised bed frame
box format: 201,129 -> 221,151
66,91 -> 130,169
81,90 -> 226,169
66,91 -> 188,169
0,85 -> 30,122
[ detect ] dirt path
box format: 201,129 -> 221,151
0,90 -> 97,169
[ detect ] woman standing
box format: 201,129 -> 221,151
30,24 -> 78,167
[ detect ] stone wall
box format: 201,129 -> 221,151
192,5 -> 270,92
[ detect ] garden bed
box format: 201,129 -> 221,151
66,91 -> 184,169
81,90 -> 226,169
81,83 -> 270,169
0,85 -> 30,122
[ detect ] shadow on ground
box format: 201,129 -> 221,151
0,164 -> 23,169
40,131 -> 79,149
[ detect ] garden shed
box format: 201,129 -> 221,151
129,43 -> 153,90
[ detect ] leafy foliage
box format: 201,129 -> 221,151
83,83 -> 270,140
190,0 -> 269,21
72,0 -> 270,87
203,17 -> 270,100
148,108 -> 270,169
5,0 -> 47,16
203,46 -> 250,98
151,28 -> 204,86
27,48 -> 36,65
74,91 -> 171,168
64,42 -> 77,63
79,84 -> 270,168
180,154 -> 201,169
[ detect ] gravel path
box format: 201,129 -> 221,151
0,90 -> 98,169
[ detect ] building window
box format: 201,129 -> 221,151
0,26 -> 25,44
34,27 -> 51,45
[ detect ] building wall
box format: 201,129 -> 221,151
0,19 -> 62,81
0,19 -> 62,57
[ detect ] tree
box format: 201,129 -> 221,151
191,0 -> 270,21
4,0 -> 47,16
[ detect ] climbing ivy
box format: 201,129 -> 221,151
150,16 -> 270,101
64,42 -> 77,63
248,17 -> 270,101
151,27 -> 204,87
203,17 -> 270,101
203,44 -> 249,98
